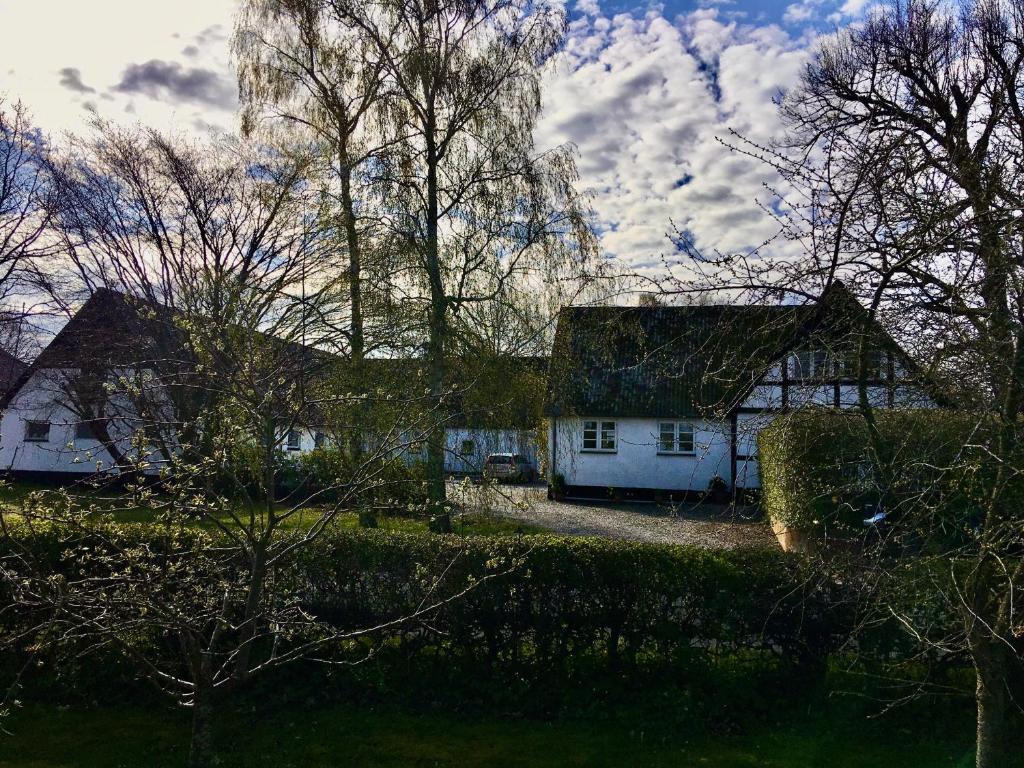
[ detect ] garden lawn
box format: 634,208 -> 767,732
0,481 -> 541,537
0,702 -> 975,768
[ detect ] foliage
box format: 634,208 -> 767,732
3,525 -> 841,685
757,408 -> 1023,537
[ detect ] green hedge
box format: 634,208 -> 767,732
291,532 -> 846,674
758,408 -> 1019,537
3,524 -> 841,682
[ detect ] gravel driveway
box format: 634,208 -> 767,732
450,480 -> 778,550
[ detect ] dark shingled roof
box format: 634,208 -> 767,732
2,290 -> 549,431
544,283 -> 922,419
0,349 -> 27,402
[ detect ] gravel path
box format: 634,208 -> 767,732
451,480 -> 778,550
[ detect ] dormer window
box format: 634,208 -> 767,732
286,429 -> 302,451
794,350 -> 832,379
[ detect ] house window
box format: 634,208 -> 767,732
314,431 -> 327,449
25,420 -> 50,443
839,349 -> 884,380
286,429 -> 302,451
795,350 -> 833,379
75,422 -> 94,441
460,439 -> 475,455
658,422 -> 695,454
582,420 -> 616,452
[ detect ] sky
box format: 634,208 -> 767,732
0,0 -> 873,273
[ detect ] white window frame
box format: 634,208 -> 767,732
286,428 -> 302,451
581,419 -> 617,452
657,421 -> 695,455
25,420 -> 50,443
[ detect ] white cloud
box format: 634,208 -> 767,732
840,0 -> 871,14
2,1 -> 826,278
0,0 -> 237,137
783,3 -> 816,25
538,7 -> 812,274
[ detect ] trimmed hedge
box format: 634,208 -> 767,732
758,408 -> 1022,537
3,524 -> 842,681
290,532 -> 841,671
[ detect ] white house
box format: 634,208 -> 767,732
0,290 -> 542,480
543,284 -> 939,499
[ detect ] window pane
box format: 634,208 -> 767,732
813,351 -> 828,377
75,422 -> 93,440
658,423 -> 675,452
795,351 -> 811,377
25,421 -> 49,442
600,422 -> 616,450
582,420 -> 597,450
287,429 -> 301,450
866,350 -> 883,379
678,425 -> 695,453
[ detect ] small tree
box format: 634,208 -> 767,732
2,126 -> 486,768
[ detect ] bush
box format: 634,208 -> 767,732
4,524 -> 842,677
290,530 -> 843,674
218,444 -> 430,509
757,408 -> 1021,539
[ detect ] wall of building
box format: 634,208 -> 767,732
444,427 -> 538,474
548,416 -> 732,493
0,368 -> 151,475
1,370 -> 540,480
548,351 -> 937,494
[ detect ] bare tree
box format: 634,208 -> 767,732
660,2 -> 1024,765
1,124 -> 479,768
0,99 -> 54,357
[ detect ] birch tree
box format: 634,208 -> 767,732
234,0 -> 400,456
333,0 -> 597,507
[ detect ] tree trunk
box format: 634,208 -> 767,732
188,684 -> 216,768
424,115 -> 448,509
339,145 -> 365,460
974,641 -> 1010,768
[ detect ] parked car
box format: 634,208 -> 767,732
483,453 -> 536,483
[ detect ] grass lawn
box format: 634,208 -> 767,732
0,701 -> 975,768
0,480 -> 542,537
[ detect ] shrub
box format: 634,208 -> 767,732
289,530 -> 844,673
757,408 -> 1022,539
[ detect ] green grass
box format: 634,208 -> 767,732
0,481 -> 542,537
0,701 -> 975,768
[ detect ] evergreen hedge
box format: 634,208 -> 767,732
2,525 -> 842,682
757,408 -> 1016,537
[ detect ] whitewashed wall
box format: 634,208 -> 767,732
0,368 -> 156,474
547,351 -> 937,493
548,417 -> 732,492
